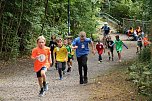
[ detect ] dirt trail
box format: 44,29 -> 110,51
0,34 -> 138,101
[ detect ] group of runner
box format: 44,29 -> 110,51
31,22 -> 151,97
126,26 -> 151,53
99,22 -> 128,63
31,31 -> 95,97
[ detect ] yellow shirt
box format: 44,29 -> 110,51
71,49 -> 75,56
54,46 -> 68,62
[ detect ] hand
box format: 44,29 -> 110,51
64,58 -> 67,62
72,46 -> 78,49
92,49 -> 96,55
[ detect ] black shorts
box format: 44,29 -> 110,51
108,48 -> 114,53
137,42 -> 143,47
36,67 -> 47,77
68,56 -> 73,62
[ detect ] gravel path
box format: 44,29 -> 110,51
0,34 -> 137,101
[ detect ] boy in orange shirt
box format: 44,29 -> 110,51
143,34 -> 151,48
31,36 -> 51,97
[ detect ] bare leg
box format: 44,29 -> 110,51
111,51 -> 114,61
108,51 -> 111,60
38,77 -> 43,88
118,52 -> 121,62
136,46 -> 139,53
41,70 -> 46,82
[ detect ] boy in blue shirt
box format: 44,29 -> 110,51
72,31 -> 95,84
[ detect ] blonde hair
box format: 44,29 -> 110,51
37,35 -> 46,43
79,31 -> 86,37
56,37 -> 62,43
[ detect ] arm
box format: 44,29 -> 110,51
65,50 -> 68,62
123,42 -> 128,49
48,50 -> 52,65
90,41 -> 95,55
31,49 -> 39,61
53,48 -> 56,64
103,45 -> 105,53
72,38 -> 78,49
111,42 -> 115,47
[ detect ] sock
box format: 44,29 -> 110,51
43,81 -> 46,86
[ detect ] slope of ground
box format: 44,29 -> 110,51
0,33 -> 143,101
88,61 -> 148,101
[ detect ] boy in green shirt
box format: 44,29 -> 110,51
111,35 -> 128,62
64,38 -> 73,72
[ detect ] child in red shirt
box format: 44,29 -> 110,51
96,39 -> 105,63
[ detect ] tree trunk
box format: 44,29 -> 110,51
41,0 -> 49,33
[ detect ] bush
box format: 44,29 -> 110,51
92,34 -> 99,42
128,46 -> 152,97
138,47 -> 151,62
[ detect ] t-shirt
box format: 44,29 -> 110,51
137,36 -> 142,43
143,37 -> 149,46
128,29 -> 134,36
72,37 -> 91,57
31,46 -> 51,72
101,26 -> 110,34
107,40 -> 114,49
48,40 -> 57,52
114,40 -> 123,52
96,42 -> 104,55
54,45 -> 68,62
65,45 -> 72,58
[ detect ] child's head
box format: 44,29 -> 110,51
79,31 -> 86,42
51,35 -> 56,41
108,36 -> 112,40
145,34 -> 148,37
37,35 -> 46,49
63,38 -> 68,46
130,27 -> 133,30
67,38 -> 72,44
115,35 -> 119,41
56,38 -> 63,47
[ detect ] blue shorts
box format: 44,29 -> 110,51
36,67 -> 47,77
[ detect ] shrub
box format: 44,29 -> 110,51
128,46 -> 152,97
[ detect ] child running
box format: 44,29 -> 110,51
72,31 -> 95,84
136,32 -> 143,54
63,38 -> 72,72
48,35 -> 57,68
111,35 -> 128,62
67,37 -> 74,72
31,36 -> 51,97
143,34 -> 151,48
54,38 -> 68,80
107,36 -> 114,61
96,38 -> 105,63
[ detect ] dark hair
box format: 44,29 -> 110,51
115,35 -> 119,38
51,35 -> 56,40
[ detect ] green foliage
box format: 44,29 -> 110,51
92,34 -> 99,42
128,47 -> 152,97
138,47 -> 151,62
0,0 -> 100,60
